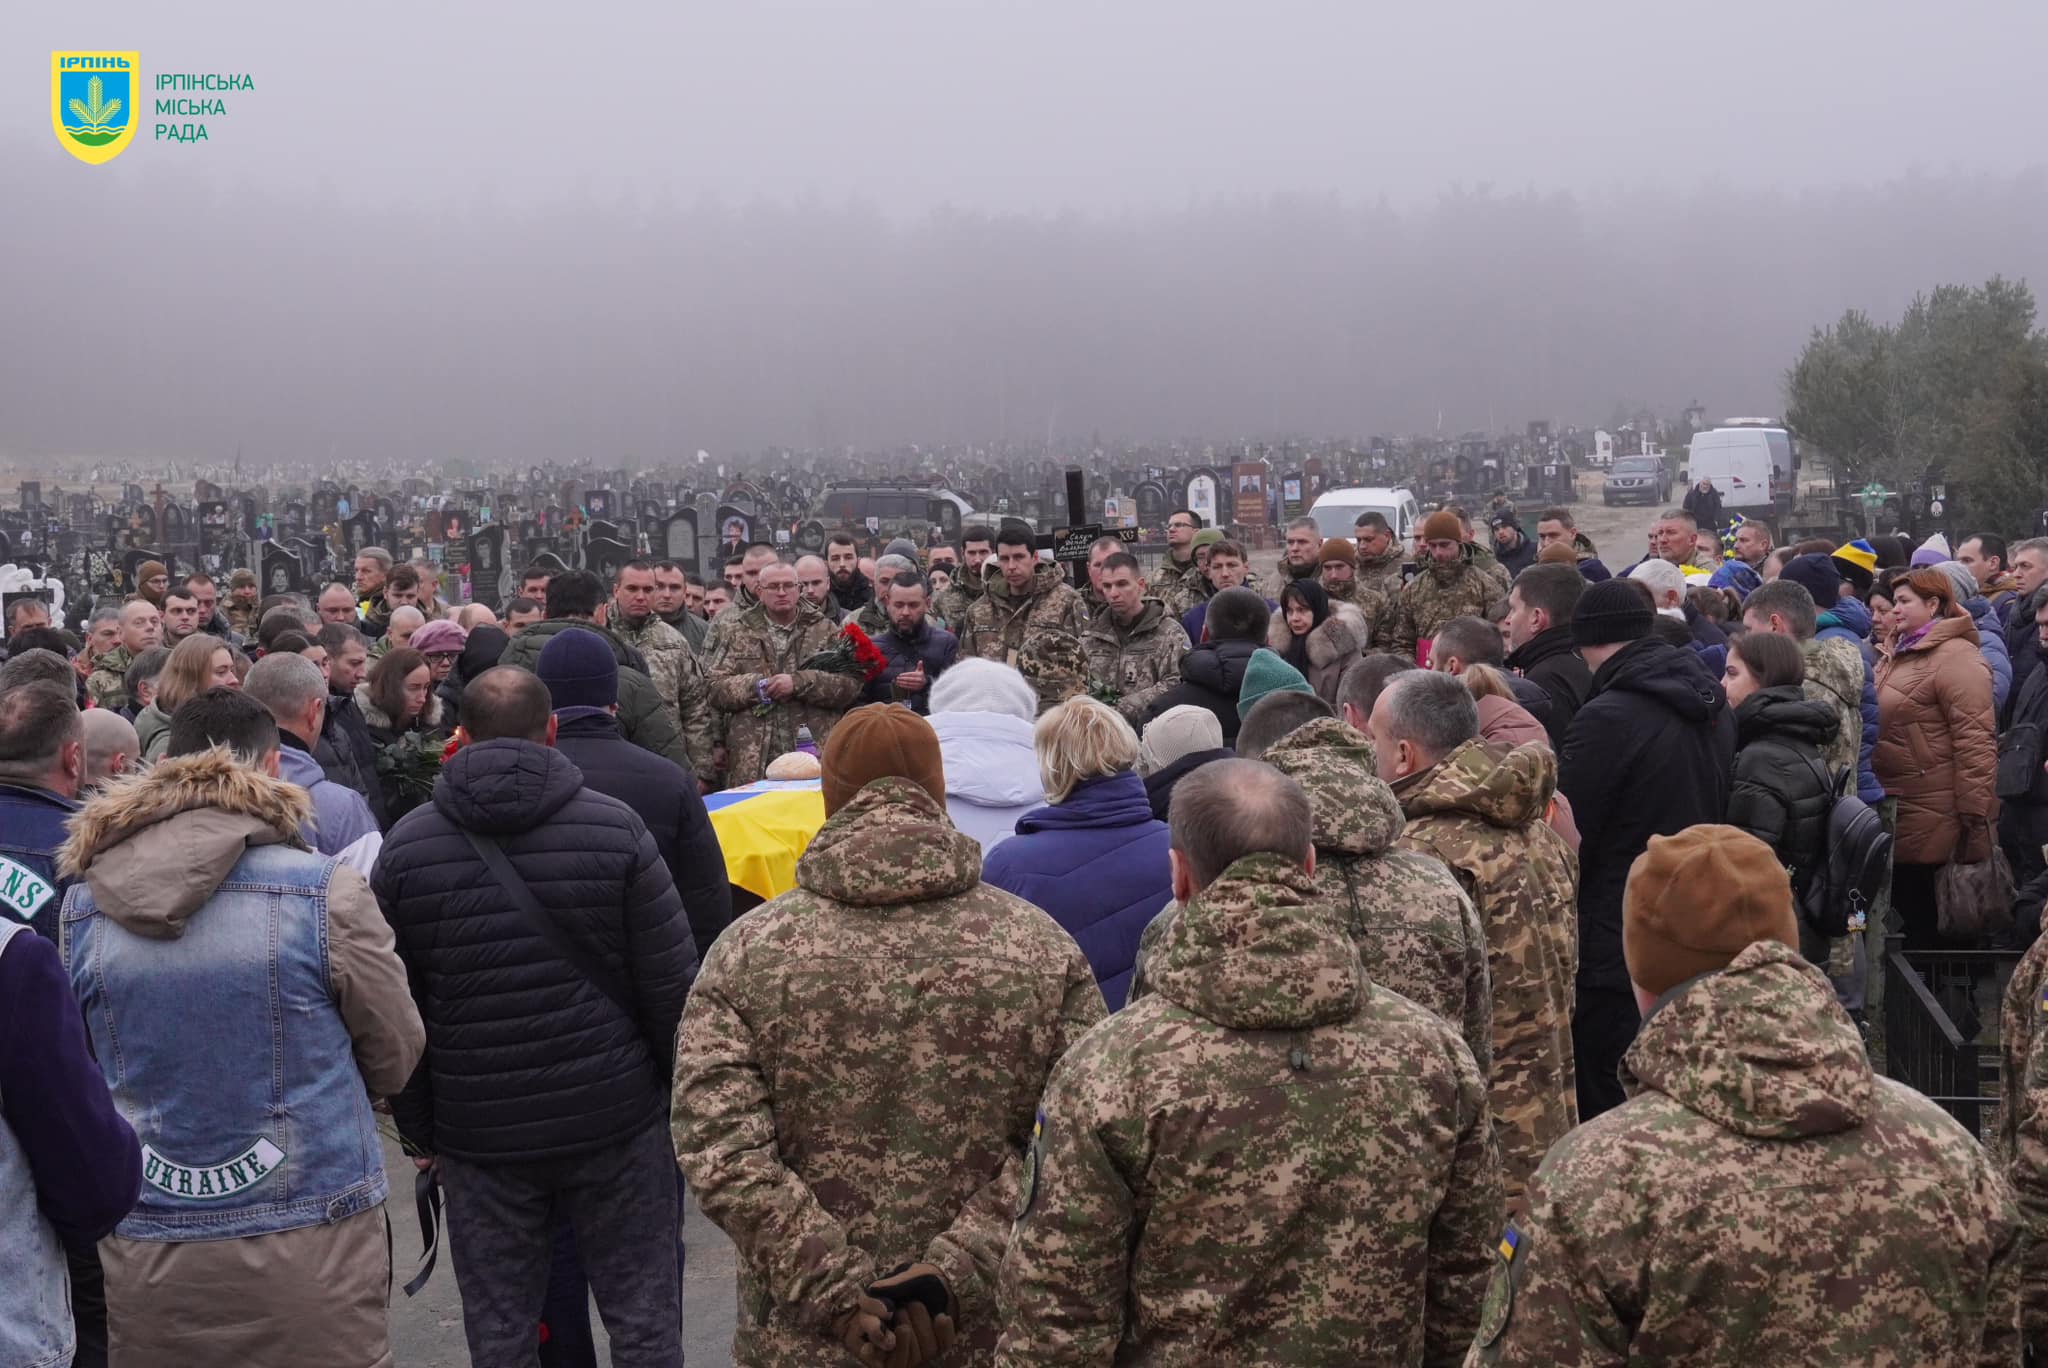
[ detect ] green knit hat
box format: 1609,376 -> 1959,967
1237,647 -> 1313,720
1191,528 -> 1225,549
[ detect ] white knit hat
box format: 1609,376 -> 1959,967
1136,704 -> 1225,777
928,658 -> 1038,723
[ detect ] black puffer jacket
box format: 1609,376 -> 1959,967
1508,624 -> 1593,748
1727,686 -> 1840,901
1559,637 -> 1736,990
371,739 -> 696,1162
1137,638 -> 1261,743
552,712 -> 733,955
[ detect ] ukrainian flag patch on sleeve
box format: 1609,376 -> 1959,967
2038,983 -> 2048,1012
1497,1225 -> 1520,1262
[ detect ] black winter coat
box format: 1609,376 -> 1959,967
321,689 -> 390,830
862,619 -> 959,714
1999,657 -> 2048,942
1495,533 -> 1538,581
2006,583 -> 2048,729
1142,747 -> 1235,821
1508,625 -> 1593,748
371,739 -> 697,1163
1137,638 -> 1262,744
1726,686 -> 1840,902
551,712 -> 733,955
1559,637 -> 1737,990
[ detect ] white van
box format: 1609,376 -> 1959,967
1685,430 -> 1777,511
1308,487 -> 1422,542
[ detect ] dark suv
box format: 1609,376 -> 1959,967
1602,456 -> 1671,506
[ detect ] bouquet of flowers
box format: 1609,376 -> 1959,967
373,731 -> 446,807
754,623 -> 889,714
1086,677 -> 1124,710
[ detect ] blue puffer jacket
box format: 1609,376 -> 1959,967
980,769 -> 1172,1010
1815,598 -> 1884,803
1965,594 -> 2013,715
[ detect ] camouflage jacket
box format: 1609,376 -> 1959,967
672,779 -> 1104,1366
1391,561 -> 1508,662
1801,635 -> 1865,782
1323,579 -> 1394,649
1467,541 -> 1513,593
998,852 -> 1500,1367
932,570 -> 985,635
85,646 -> 134,712
706,599 -> 863,786
610,608 -> 717,777
962,563 -> 1086,708
1081,599 -> 1189,723
1997,930 -> 2048,1345
1395,737 -> 1579,1206
1357,544 -> 1407,599
223,600 -> 260,638
1149,552 -> 1209,619
1263,717 -> 1492,1073
1478,940 -> 2019,1366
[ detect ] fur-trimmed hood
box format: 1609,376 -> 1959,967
1267,600 -> 1366,667
353,679 -> 445,736
59,748 -> 312,939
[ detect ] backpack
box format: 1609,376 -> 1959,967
1797,756 -> 1893,939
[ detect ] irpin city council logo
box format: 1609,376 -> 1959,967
52,51 -> 140,164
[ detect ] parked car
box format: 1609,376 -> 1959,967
1602,456 -> 1671,506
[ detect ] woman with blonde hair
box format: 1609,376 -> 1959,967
1875,566 -> 1999,950
138,633 -> 240,760
981,696 -> 1173,1008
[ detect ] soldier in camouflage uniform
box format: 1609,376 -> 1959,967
1080,553 -> 1188,725
962,536 -> 1086,708
1379,672 -> 1578,1209
998,761 -> 1499,1366
222,568 -> 261,638
933,527 -> 995,633
1148,510 -> 1207,619
1391,513 -> 1509,662
1318,542 -> 1395,652
85,600 -> 162,712
1479,827 -> 2017,1365
2000,928 -> 2048,1353
706,562 -> 864,786
1353,514 -> 1408,600
673,715 -> 1105,1366
609,561 -> 717,778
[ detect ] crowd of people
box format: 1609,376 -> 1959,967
4,495 -> 2048,1366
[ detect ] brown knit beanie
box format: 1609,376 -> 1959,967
1317,537 -> 1357,566
1419,510 -> 1462,543
1537,541 -> 1578,566
821,704 -> 946,816
1623,826 -> 1799,997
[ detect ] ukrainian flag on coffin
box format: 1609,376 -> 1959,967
53,52 -> 141,165
703,780 -> 827,902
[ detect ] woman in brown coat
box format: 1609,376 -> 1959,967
1875,566 -> 2000,949
1269,579 -> 1365,705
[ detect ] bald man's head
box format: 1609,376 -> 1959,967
81,709 -> 140,788
1168,758 -> 1314,893
460,666 -> 555,743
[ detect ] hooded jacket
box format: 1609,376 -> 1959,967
1391,556 -> 1509,662
1256,717 -> 1492,1073
1395,737 -> 1580,1205
496,617 -> 696,773
277,733 -> 379,858
1560,637 -> 1735,992
134,700 -> 172,762
1507,623 -> 1593,748
1137,636 -> 1263,744
672,779 -> 1102,1366
1812,597 -> 1884,803
981,769 -> 1173,1011
1266,600 -> 1366,704
928,709 -> 1045,855
996,853 -> 1500,1367
58,751 -> 422,1365
1875,613 -> 1999,865
370,739 -> 696,1162
1727,686 -> 1840,906
1479,941 -> 2018,1366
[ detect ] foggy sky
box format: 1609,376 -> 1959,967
4,0 -> 2046,463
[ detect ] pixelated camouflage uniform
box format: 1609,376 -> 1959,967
611,608 -> 717,778
1356,543 -> 1407,600
706,598 -> 864,786
1323,578 -> 1394,650
997,852 -> 1501,1366
223,600 -> 260,639
1997,930 -> 2048,1348
1015,632 -> 1090,716
963,562 -> 1087,709
1081,599 -> 1189,724
1390,560 -> 1508,662
1467,540 -> 1513,593
1395,737 -> 1579,1207
1476,940 -> 2019,1366
85,645 -> 134,712
1149,553 -> 1209,619
672,778 -> 1105,1366
932,567 -> 987,636
1800,635 -> 1865,785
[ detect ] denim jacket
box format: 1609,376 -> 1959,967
0,783 -> 77,940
